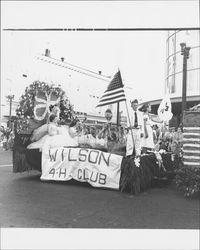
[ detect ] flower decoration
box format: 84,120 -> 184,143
159,149 -> 166,154
134,156 -> 140,168
16,117 -> 30,133
15,81 -> 74,133
34,90 -> 60,121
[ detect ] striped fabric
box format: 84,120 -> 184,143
183,127 -> 200,168
96,71 -> 126,107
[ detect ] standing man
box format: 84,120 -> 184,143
126,99 -> 144,156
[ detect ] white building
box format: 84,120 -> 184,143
1,52 -> 129,126
148,30 -> 200,123
166,30 -> 200,100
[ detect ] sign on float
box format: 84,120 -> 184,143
41,147 -> 123,190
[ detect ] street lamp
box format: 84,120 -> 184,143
180,43 -> 190,122
6,94 -> 14,129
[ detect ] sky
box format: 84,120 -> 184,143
1,1 -> 199,109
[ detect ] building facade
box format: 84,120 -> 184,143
150,30 -> 200,126
1,52 -> 128,127
166,30 -> 200,101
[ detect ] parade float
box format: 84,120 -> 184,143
13,80 -> 179,195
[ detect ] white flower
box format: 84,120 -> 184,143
155,151 -> 162,161
159,149 -> 166,154
134,157 -> 140,168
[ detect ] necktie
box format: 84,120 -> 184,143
134,111 -> 138,128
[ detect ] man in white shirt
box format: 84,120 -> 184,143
126,99 -> 144,156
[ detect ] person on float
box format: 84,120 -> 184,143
174,126 -> 183,155
97,109 -> 117,149
47,114 -> 59,135
152,125 -> 158,144
98,109 -> 113,140
118,126 -> 126,145
140,103 -> 155,154
87,126 -> 98,148
126,99 -> 144,157
175,127 -> 183,144
27,114 -> 78,151
47,104 -> 61,124
28,114 -> 58,150
168,127 -> 176,152
30,104 -> 61,142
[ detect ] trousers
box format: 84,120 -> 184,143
126,129 -> 142,156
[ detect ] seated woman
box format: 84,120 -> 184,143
48,114 -> 59,136
27,114 -> 78,151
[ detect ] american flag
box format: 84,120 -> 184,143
96,70 -> 126,108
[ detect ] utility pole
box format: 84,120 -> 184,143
6,94 -> 14,129
180,43 -> 190,122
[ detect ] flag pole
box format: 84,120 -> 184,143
117,68 -> 121,127
117,102 -> 120,126
118,69 -> 134,152
125,101 -> 135,151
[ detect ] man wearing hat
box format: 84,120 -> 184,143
126,99 -> 144,156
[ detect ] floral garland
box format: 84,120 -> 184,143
134,156 -> 140,168
15,117 -> 30,134
15,81 -> 74,133
119,154 -> 156,194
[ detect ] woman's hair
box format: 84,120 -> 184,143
49,105 -> 54,112
49,114 -> 57,123
141,103 -> 150,112
105,109 -> 112,114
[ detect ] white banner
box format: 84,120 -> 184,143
41,147 -> 123,190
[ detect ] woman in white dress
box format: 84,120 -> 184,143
27,114 -> 78,151
141,103 -> 155,153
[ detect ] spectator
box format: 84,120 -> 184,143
3,127 -> 11,150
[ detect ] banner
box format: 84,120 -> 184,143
157,94 -> 173,122
41,147 -> 123,190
